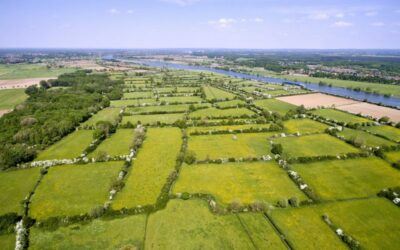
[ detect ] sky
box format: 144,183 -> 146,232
0,0 -> 399,49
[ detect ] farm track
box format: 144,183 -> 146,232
263,213 -> 293,250
236,214 -> 258,249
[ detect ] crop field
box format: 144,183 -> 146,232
274,134 -> 360,158
30,162 -> 122,220
337,128 -> 396,147
89,129 -> 135,157
122,113 -> 184,125
82,107 -> 121,127
254,98 -> 296,115
0,168 -> 41,215
36,130 -> 94,160
174,162 -> 306,204
113,128 -> 182,208
188,133 -> 273,160
312,108 -> 372,124
146,199 -> 285,249
363,125 -> 400,142
189,107 -> 254,119
283,118 -> 328,134
292,157 -> 400,200
0,89 -> 27,109
203,85 -> 236,100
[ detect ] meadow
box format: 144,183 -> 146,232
122,113 -> 184,125
0,89 -> 27,110
82,107 -> 121,127
363,125 -> 400,142
254,98 -> 296,115
312,108 -> 371,124
187,124 -> 271,134
283,118 -> 328,134
337,128 -> 396,147
89,129 -> 135,157
0,63 -> 75,80
203,85 -> 236,100
189,107 -> 254,119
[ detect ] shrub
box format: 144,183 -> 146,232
184,150 -> 196,164
288,197 -> 299,207
277,198 -> 288,208
181,192 -> 190,200
271,143 -> 283,155
0,213 -> 22,234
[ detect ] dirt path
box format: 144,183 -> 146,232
0,77 -> 54,89
0,109 -> 11,117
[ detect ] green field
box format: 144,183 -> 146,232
188,133 -> 273,160
0,168 -> 40,215
122,113 -> 184,125
384,150 -> 400,163
89,129 -> 135,157
159,96 -> 203,103
30,215 -> 147,249
271,198 -> 400,249
274,134 -> 360,158
187,124 -> 271,134
363,125 -> 400,142
0,234 -> 15,250
146,199 -> 285,249
312,109 -> 371,124
283,119 -> 328,134
254,98 -> 296,115
174,162 -> 306,204
203,85 -> 236,100
0,63 -> 75,80
215,99 -> 245,108
0,89 -> 28,110
126,104 -> 190,114
82,107 -> 121,127
338,128 -> 396,147
189,107 -> 254,119
113,128 -> 182,208
110,98 -> 157,107
30,162 -> 122,220
292,157 -> 400,200
36,130 -> 94,160
123,91 -> 153,99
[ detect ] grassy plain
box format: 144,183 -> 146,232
0,89 -> 27,109
113,128 -> 182,208
30,162 -> 122,220
254,98 -> 296,115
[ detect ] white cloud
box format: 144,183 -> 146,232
365,11 -> 377,17
127,10 -> 134,15
308,12 -> 329,20
335,13 -> 345,18
208,18 -> 236,28
371,22 -> 384,27
160,0 -> 199,6
108,8 -> 120,15
332,21 -> 353,27
252,17 -> 264,23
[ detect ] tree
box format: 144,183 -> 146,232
25,85 -> 39,96
184,150 -> 197,164
271,144 -> 283,155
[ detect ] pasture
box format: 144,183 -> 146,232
30,162 -> 122,220
174,161 -> 307,204
0,89 -> 27,109
0,63 -> 75,80
110,98 -> 157,107
159,96 -> 203,103
203,85 -> 236,100
292,157 -> 400,200
82,107 -> 121,127
337,128 -> 396,147
89,129 -> 135,157
254,98 -> 296,115
363,125 -> 400,142
189,107 -> 254,119
113,128 -> 182,208
215,99 -> 245,108
122,113 -> 184,125
123,91 -> 153,99
312,108 -> 371,124
187,124 -> 271,134
384,151 -> 400,164
283,118 -> 328,134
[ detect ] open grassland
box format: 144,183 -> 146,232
146,199 -> 285,249
0,63 -> 75,80
312,108 -> 372,124
0,168 -> 40,215
272,198 -> 400,249
363,125 -> 400,142
122,113 -> 184,125
384,151 -> 400,164
292,157 -> 400,200
338,128 -> 396,147
188,133 -> 273,160
254,98 -> 296,115
123,91 -> 153,99
30,162 -> 122,220
111,98 -> 157,107
189,107 -> 254,119
0,234 -> 15,250
203,86 -> 236,100
274,134 -> 360,158
113,128 -> 182,208
215,99 -> 245,108
159,96 -> 203,103
174,162 -> 306,204
187,124 -> 271,134
36,130 -> 93,160
0,89 -> 27,109
89,129 -> 135,157
82,107 -> 121,127
283,119 -> 328,134
30,215 -> 147,250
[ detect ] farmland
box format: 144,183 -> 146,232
0,89 -> 27,110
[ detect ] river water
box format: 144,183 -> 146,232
128,60 -> 400,108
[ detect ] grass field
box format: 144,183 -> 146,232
189,107 -> 254,119
283,119 -> 328,134
123,91 -> 153,99
110,98 -> 157,107
363,125 -> 400,142
187,124 -> 271,134
274,134 -> 360,158
126,104 -> 190,114
36,130 -> 94,160
145,199 -> 285,249
82,107 -> 121,127
254,98 -> 296,115
271,198 -> 400,249
0,89 -> 28,109
338,128 -> 396,147
0,63 -> 75,80
159,96 -> 203,103
30,215 -> 147,249
89,129 -> 135,157
174,161 -> 306,204
188,133 -> 273,160
312,109 -> 371,124
384,150 -> 400,163
203,86 -> 236,100
292,157 -> 400,200
0,234 -> 15,250
30,162 -> 122,220
122,113 -> 184,125
113,128 -> 182,208
215,99 -> 245,108
0,168 -> 40,215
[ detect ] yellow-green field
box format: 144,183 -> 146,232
82,107 -> 121,126
312,109 -> 371,124
254,98 -> 296,115
189,107 -> 254,119
283,118 -> 328,134
122,113 -> 184,125
89,129 -> 135,157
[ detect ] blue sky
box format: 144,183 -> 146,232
0,0 -> 399,49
